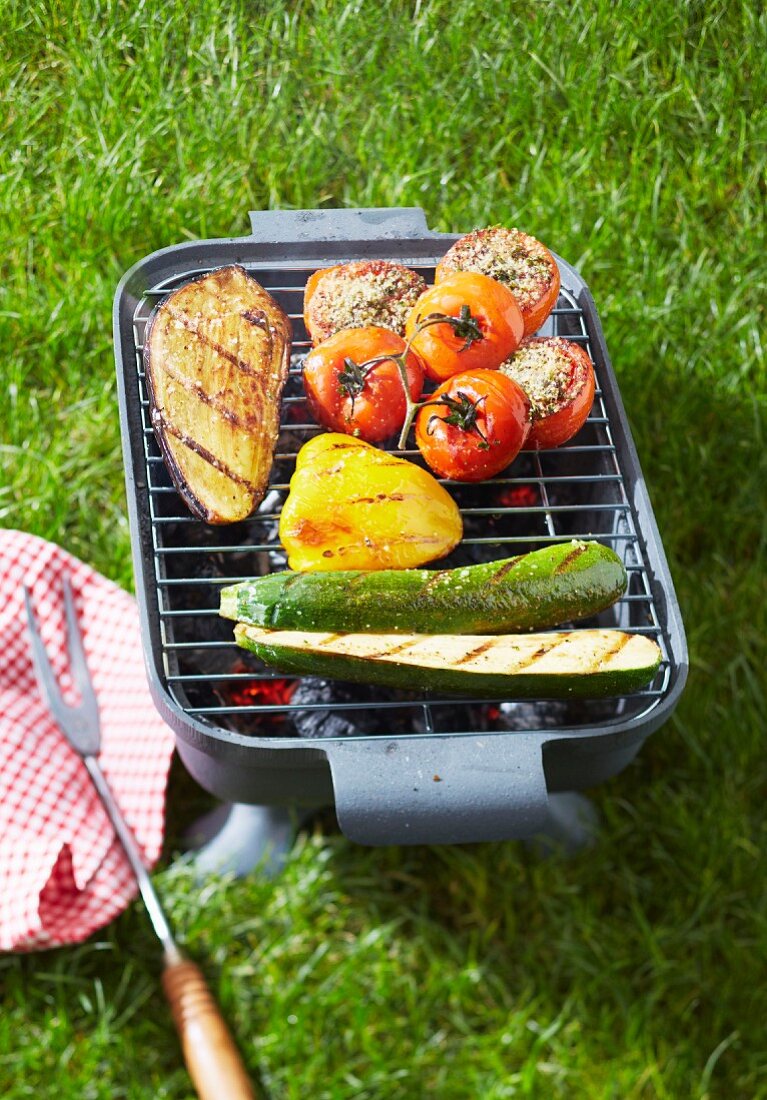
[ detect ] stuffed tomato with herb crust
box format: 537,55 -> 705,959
303,260 -> 426,344
501,337 -> 595,449
405,271 -> 524,382
436,226 -> 560,338
302,327 -> 425,443
415,368 -> 530,481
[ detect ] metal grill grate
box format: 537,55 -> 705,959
128,259 -> 671,740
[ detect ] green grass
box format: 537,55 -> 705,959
1,0 -> 766,1096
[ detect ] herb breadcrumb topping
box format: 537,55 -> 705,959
501,338 -> 582,419
307,261 -> 426,341
439,227 -> 556,308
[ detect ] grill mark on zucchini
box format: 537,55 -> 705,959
154,414 -> 254,487
506,640 -> 559,671
366,638 -> 419,659
553,543 -> 589,574
592,631 -> 633,670
346,571 -> 374,589
488,556 -> 524,583
166,306 -> 267,378
453,639 -> 496,665
282,573 -> 305,592
421,569 -> 451,593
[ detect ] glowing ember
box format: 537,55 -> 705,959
224,661 -> 296,710
496,484 -> 540,509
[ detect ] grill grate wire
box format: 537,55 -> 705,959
130,261 -> 671,738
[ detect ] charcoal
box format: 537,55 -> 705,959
290,679 -> 367,738
290,678 -> 424,739
290,677 -> 382,739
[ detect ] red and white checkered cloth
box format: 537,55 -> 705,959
0,529 -> 175,951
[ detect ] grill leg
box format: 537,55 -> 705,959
185,802 -> 304,878
526,792 -> 599,856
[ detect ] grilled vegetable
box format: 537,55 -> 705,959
302,327 -> 425,443
234,625 -> 662,699
415,368 -> 530,481
145,265 -> 291,524
278,433 -> 462,571
436,226 -> 561,338
221,541 -> 626,634
501,337 -> 595,449
303,260 -> 426,344
405,272 -> 524,381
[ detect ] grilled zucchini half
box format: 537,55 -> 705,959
220,541 -> 627,635
235,625 -> 662,699
145,265 -> 291,524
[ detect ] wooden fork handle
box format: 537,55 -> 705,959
162,956 -> 258,1100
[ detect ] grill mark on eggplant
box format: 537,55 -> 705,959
155,414 -> 256,488
553,543 -> 589,574
154,361 -> 261,430
165,306 -> 269,377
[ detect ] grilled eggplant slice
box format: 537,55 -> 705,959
145,265 -> 292,524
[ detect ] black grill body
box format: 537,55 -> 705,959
113,208 -> 687,845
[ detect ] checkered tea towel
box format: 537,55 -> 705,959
0,529 -> 175,951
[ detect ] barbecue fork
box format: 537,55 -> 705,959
24,577 -> 258,1100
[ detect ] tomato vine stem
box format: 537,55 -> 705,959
394,309 -> 484,448
344,307 -> 486,450
425,391 -> 490,448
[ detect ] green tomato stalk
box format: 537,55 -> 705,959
333,308 -> 486,450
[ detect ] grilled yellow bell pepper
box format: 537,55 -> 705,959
279,434 -> 463,571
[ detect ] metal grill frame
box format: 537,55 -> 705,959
113,207 -> 687,845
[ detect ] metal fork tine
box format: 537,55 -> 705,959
23,586 -> 68,721
62,577 -> 100,723
23,581 -> 101,756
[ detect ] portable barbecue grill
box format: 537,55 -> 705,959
113,207 -> 687,849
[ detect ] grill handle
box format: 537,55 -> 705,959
325,734 -> 550,846
247,206 -> 436,242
